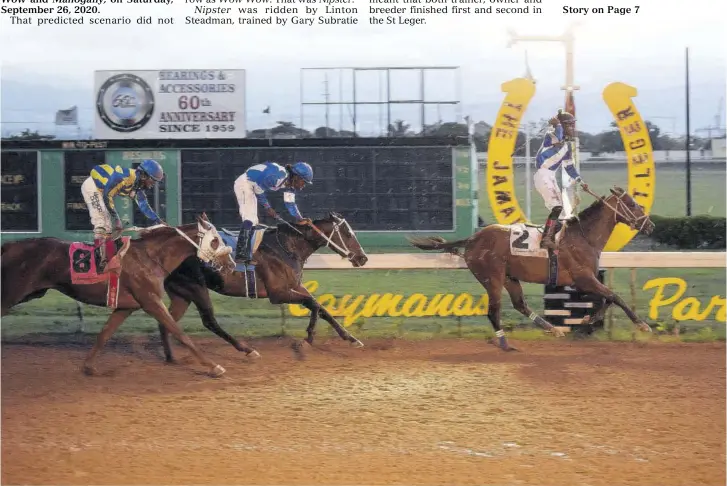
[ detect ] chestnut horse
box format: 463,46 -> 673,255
158,212 -> 369,362
1,214 -> 236,376
409,187 -> 655,350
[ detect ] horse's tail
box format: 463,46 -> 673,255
407,235 -> 469,257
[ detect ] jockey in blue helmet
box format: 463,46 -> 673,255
232,161 -> 313,265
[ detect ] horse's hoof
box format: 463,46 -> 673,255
351,339 -> 364,348
209,364 -> 226,377
82,365 -> 98,376
246,350 -> 261,359
553,329 -> 565,338
504,346 -> 519,352
638,322 -> 653,333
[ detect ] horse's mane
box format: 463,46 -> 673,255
566,198 -> 605,224
268,212 -> 342,237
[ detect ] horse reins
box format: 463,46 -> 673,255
581,187 -> 650,232
276,216 -> 355,261
122,223 -> 231,272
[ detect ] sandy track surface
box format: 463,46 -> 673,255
2,337 -> 724,485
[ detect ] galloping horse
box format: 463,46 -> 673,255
409,187 -> 655,350
157,212 -> 369,362
1,214 -> 236,376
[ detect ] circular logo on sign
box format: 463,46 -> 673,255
96,73 -> 154,133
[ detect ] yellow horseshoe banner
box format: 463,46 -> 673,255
602,82 -> 656,251
486,78 -> 536,225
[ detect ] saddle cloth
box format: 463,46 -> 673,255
509,222 -> 564,258
68,237 -> 131,308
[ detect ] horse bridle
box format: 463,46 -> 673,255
276,215 -> 358,262
582,187 -> 651,232
308,216 -> 358,261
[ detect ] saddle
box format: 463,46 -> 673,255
508,222 -> 565,287
216,227 -> 268,298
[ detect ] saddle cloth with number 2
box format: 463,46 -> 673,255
509,223 -> 563,258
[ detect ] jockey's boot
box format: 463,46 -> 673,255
94,236 -> 108,274
234,221 -> 256,266
540,206 -> 563,250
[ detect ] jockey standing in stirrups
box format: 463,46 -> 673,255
81,159 -> 165,272
233,161 -> 313,265
534,109 -> 589,250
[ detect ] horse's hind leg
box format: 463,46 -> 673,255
83,309 -> 135,376
166,279 -> 259,358
158,293 -> 193,364
469,263 -> 514,351
142,297 -> 226,377
504,277 -> 564,337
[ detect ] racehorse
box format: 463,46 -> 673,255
157,212 -> 369,362
409,187 -> 655,350
1,214 -> 236,376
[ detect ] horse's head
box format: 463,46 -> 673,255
606,187 -> 655,236
309,212 -> 369,268
194,213 -> 235,274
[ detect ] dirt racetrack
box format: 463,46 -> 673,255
2,336 -> 725,486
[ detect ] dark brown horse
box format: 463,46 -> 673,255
1,214 -> 236,376
409,187 -> 655,350
158,212 -> 369,362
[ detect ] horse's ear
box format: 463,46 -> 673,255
196,213 -> 211,229
609,188 -> 618,196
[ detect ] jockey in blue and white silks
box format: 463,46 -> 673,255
534,110 -> 589,249
232,161 -> 313,264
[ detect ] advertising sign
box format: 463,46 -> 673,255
94,69 -> 246,139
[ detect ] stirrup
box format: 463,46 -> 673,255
97,258 -> 108,274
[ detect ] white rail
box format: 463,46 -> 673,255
305,252 -> 726,270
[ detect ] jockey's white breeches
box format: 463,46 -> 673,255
81,177 -> 112,236
233,174 -> 259,225
533,168 -> 563,211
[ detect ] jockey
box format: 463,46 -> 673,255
534,110 -> 589,250
233,161 -> 313,264
81,159 -> 165,271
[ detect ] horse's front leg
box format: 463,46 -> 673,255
316,306 -> 364,347
573,274 -> 652,333
305,305 -> 320,345
275,286 -> 363,348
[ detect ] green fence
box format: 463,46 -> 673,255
1,137 -> 477,249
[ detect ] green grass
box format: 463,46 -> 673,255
479,164 -> 726,226
2,164 -> 723,343
2,267 -> 724,342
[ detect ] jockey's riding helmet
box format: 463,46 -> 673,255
138,159 -> 164,182
291,162 -> 313,185
557,110 -> 576,125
